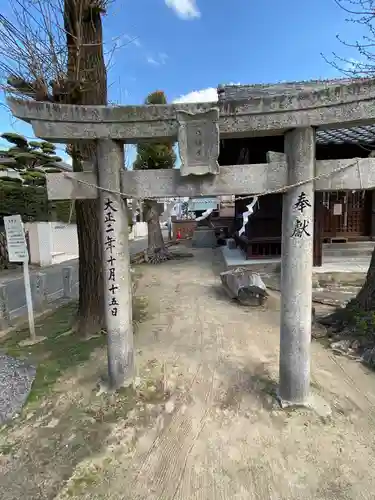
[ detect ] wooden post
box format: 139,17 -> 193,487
279,127 -> 315,406
370,190 -> 375,240
97,139 -> 134,389
313,192 -> 323,267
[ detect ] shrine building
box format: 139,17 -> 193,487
217,80 -> 375,266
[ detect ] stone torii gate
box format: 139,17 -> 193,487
8,78 -> 375,405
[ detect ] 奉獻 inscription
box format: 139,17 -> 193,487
104,198 -> 119,317
294,192 -> 311,213
291,191 -> 311,238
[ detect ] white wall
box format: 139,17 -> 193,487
51,223 -> 79,256
27,221 -> 148,267
0,169 -> 22,180
26,222 -> 78,266
25,222 -> 53,266
129,222 -> 148,240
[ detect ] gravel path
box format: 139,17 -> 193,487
0,354 -> 36,425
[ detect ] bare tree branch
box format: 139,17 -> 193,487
0,0 -> 136,103
324,0 -> 375,76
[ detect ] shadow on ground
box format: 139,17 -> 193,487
0,270 -> 151,500
217,361 -> 279,412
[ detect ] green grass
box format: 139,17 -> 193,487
0,281 -> 148,405
0,272 -> 157,499
0,443 -> 14,454
1,302 -> 106,404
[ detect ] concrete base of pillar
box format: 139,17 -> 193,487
192,228 -> 217,248
277,391 -> 331,418
96,375 -> 134,396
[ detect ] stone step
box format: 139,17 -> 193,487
323,241 -> 375,251
323,248 -> 375,257
323,241 -> 375,257
51,251 -> 65,258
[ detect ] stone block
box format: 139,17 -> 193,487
192,228 -> 217,248
62,266 -> 74,299
176,108 -> 220,177
32,272 -> 47,311
220,268 -> 268,306
266,151 -> 286,163
227,238 -> 236,250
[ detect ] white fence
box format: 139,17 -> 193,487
26,221 -> 149,266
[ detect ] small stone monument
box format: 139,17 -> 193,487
192,227 -> 217,248
227,238 -> 237,250
220,268 -> 268,306
191,212 -> 217,248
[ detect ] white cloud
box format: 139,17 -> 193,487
147,53 -> 168,66
147,56 -> 159,66
173,83 -> 243,103
173,87 -> 218,103
165,0 -> 200,20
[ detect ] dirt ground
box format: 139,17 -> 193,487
2,248 -> 375,499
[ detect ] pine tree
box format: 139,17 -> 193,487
0,132 -> 62,186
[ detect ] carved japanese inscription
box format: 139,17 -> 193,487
291,191 -> 312,239
103,197 -> 120,317
176,108 -> 220,177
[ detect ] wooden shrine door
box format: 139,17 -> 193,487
321,191 -> 368,241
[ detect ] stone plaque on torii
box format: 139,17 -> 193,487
177,108 -> 220,176
7,77 -> 375,406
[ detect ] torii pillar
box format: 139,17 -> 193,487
97,140 -> 134,389
279,127 -> 315,406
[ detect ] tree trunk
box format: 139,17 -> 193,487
321,245 -> 375,329
64,0 -> 107,336
75,196 -> 104,335
144,200 -> 172,264
349,246 -> 375,310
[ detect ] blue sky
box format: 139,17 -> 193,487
0,0 -> 367,163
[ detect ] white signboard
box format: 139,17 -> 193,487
333,203 -> 343,216
4,215 -> 29,262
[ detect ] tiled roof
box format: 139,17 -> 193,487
317,125 -> 375,145
218,79 -> 375,147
